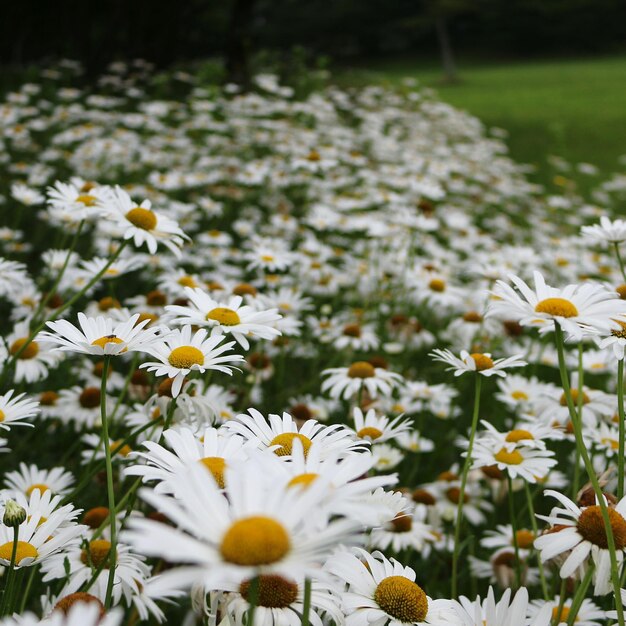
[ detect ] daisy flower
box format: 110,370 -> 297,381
487,271 -> 626,339
371,444 -> 405,472
351,407 -> 412,443
321,361 -> 404,400
0,602 -> 122,626
224,408 -> 365,459
369,506 -> 437,555
123,462 -> 364,590
165,288 -> 281,350
581,216 -> 626,245
140,326 -> 244,397
41,312 -> 161,356
0,389 -> 39,430
0,258 -> 30,298
528,596 -> 604,626
46,180 -> 108,223
326,548 -> 457,626
597,319 -> 626,360
534,489 -> 626,594
103,186 -> 189,257
430,349 -> 526,378
4,463 -> 74,498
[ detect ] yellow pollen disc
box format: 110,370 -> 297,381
462,311 -> 483,323
206,307 -> 241,326
26,483 -> 49,496
470,353 -> 494,371
0,410 -> 4,422
577,505 -> 626,549
168,346 -> 205,369
269,433 -> 312,457
91,335 -> 126,351
428,278 -> 446,292
559,389 -> 590,406
261,254 -> 274,262
9,338 -> 39,360
220,516 -> 290,565
177,275 -> 197,288
357,426 -> 383,440
601,437 -> 619,450
111,440 -> 132,457
514,529 -> 535,549
80,539 -> 113,569
391,513 -> 413,533
611,320 -> 626,339
75,194 -> 97,206
347,361 -> 376,379
199,456 -> 227,488
446,487 -> 469,504
287,473 -> 319,489
551,607 -> 572,623
511,390 -> 529,401
125,207 -> 157,231
0,541 -> 38,564
494,447 -> 524,465
239,575 -> 298,608
505,429 -> 534,443
374,576 -> 428,623
534,297 -> 578,318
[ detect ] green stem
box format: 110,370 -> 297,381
554,324 -> 624,626
247,576 -> 259,626
566,562 -> 594,626
301,578 -> 312,626
614,243 -> 626,283
451,373 -> 482,598
0,525 -> 19,616
524,482 -> 549,600
99,357 -> 117,610
18,566 -> 37,613
619,358 -> 625,500
110,352 -> 139,422
507,474 -> 522,588
552,578 -> 567,626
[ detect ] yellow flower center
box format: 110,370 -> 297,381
0,410 -> 4,423
54,592 -> 103,616
357,426 -> 383,440
9,338 -> 39,360
462,311 -> 483,323
494,447 -> 524,465
239,575 -> 298,608
559,389 -> 590,406
206,307 -> 241,326
428,279 -> 446,292
177,275 -> 197,288
79,387 -> 101,409
125,207 -> 157,230
261,255 -> 274,262
514,529 -> 535,549
110,440 -> 132,457
0,541 -> 38,564
220,516 -> 290,565
269,433 -> 312,457
287,473 -> 319,489
80,539 -> 113,569
75,194 -> 97,206
612,320 -> 626,339
373,576 -> 428,622
577,506 -> 626,549
551,607 -> 574,623
470,353 -> 494,371
534,297 -> 578,318
25,483 -> 49,496
601,437 -> 619,450
199,456 -> 226,488
390,513 -> 413,533
505,429 -> 534,443
91,335 -> 126,351
347,361 -> 375,379
168,346 -> 205,369
511,390 -> 529,401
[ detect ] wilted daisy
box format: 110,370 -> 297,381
326,548 -> 457,626
41,312 -> 161,356
488,271 -> 626,339
321,361 -> 404,400
165,288 -> 282,350
140,326 -> 244,397
430,349 -> 526,378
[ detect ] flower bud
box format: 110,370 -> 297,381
3,500 -> 26,527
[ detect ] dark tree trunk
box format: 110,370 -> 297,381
434,12 -> 458,83
225,0 -> 257,89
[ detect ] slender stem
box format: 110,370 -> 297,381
451,373 -> 482,598
552,578 -> 567,626
110,352 -> 139,422
91,477 -> 143,541
566,562 -> 594,626
0,525 -> 19,616
507,474 -> 521,588
18,566 -> 37,613
99,356 -> 117,610
247,576 -> 259,626
619,358 -> 625,500
524,482 -> 549,600
614,243 -> 626,283
301,578 -> 312,626
554,324 -> 624,626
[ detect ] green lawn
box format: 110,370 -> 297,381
336,56 -> 626,186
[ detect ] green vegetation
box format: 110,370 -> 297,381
338,55 -> 626,185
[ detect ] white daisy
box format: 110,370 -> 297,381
0,389 -> 39,430
581,216 -> 626,245
430,349 -> 527,378
321,362 -> 404,400
4,463 -> 74,498
351,407 -> 412,443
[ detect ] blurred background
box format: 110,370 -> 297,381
2,0 -> 626,181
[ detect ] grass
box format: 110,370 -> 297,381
335,55 -> 626,187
